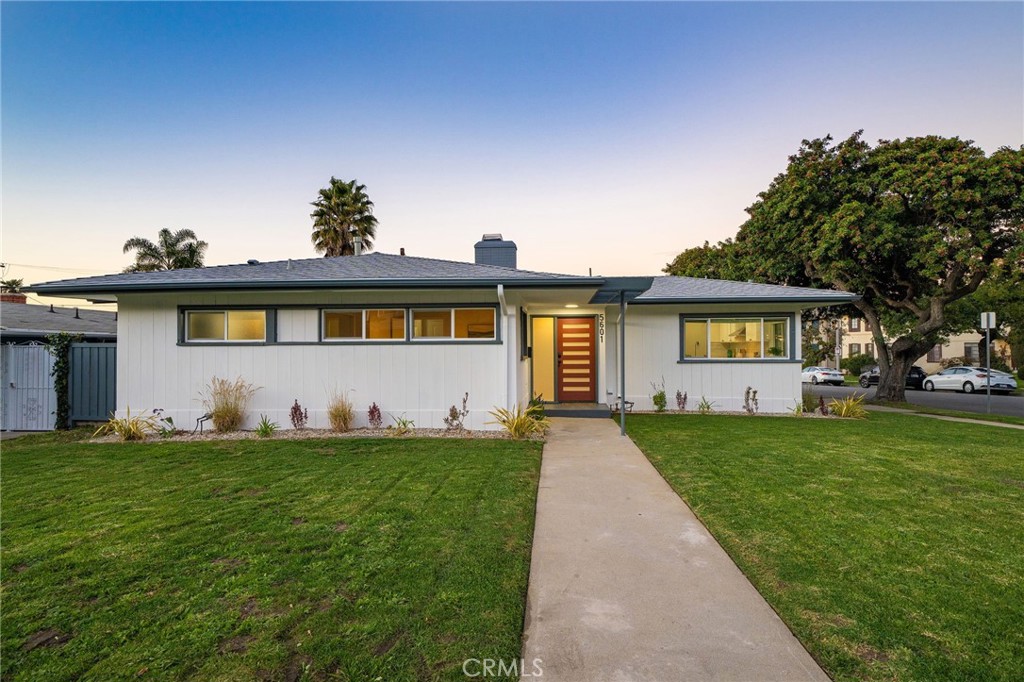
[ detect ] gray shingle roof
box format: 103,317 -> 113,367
0,303 -> 117,338
28,252 -> 601,296
633,276 -> 858,304
25,253 -> 859,306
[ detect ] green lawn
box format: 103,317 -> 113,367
627,413 -> 1024,682
1,431 -> 541,681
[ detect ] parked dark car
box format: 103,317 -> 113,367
859,365 -> 927,390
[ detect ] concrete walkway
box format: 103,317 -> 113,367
522,418 -> 828,682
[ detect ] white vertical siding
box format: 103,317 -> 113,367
117,291 -> 509,430
609,305 -> 804,413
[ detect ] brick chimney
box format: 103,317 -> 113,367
1,293 -> 27,304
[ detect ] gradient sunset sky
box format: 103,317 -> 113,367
3,2 -> 1022,301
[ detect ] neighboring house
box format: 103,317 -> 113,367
0,295 -> 118,343
835,316 -> 1013,373
28,235 -> 856,429
1,296 -> 117,431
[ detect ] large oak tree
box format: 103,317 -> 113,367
666,133 -> 1023,402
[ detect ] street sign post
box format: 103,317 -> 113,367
981,312 -> 996,414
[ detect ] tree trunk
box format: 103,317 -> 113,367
875,337 -> 937,403
875,352 -> 913,403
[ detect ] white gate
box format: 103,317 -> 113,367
1,344 -> 57,431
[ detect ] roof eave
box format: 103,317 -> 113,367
632,294 -> 860,305
27,277 -> 607,297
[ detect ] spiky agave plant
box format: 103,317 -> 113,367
487,404 -> 551,439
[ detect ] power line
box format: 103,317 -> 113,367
2,262 -> 113,274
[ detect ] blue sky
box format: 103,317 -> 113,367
3,2 -> 1022,295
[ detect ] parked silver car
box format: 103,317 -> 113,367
922,366 -> 1018,394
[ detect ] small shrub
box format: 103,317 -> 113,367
650,378 -> 667,412
743,387 -> 759,415
389,413 -> 415,435
290,400 -> 308,429
675,390 -> 687,412
93,406 -> 159,441
488,404 -> 551,439
801,388 -> 818,413
152,409 -> 178,438
840,352 -> 877,376
327,392 -> 355,432
528,393 -> 547,420
818,396 -> 830,417
200,376 -> 259,432
789,399 -> 805,416
255,415 -> 278,438
367,402 -> 383,429
444,392 -> 470,431
697,396 -> 715,414
828,395 -> 868,419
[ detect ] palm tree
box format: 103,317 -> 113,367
1,278 -> 24,293
123,228 -> 208,273
310,178 -> 378,257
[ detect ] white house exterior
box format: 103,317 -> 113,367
30,238 -> 857,430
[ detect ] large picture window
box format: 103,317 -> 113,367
186,310 -> 266,342
681,316 -> 789,360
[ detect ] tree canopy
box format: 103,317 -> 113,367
310,178 -> 378,257
666,132 -> 1024,401
123,228 -> 208,273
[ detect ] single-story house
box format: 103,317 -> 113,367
1,295 -> 118,431
28,235 -> 857,430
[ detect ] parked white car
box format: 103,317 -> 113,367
922,366 -> 1019,394
801,366 -> 845,386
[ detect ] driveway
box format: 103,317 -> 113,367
806,383 -> 1024,418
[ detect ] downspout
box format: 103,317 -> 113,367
620,290 -> 627,437
496,284 -> 507,316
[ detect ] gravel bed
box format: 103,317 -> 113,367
90,427 -> 535,444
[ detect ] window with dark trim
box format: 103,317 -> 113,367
849,343 -> 862,356
849,317 -> 861,331
185,310 -> 267,342
320,306 -> 496,342
412,308 -> 495,340
927,344 -> 942,362
681,316 -> 790,360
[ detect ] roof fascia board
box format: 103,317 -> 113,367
632,295 -> 859,305
28,278 -> 607,297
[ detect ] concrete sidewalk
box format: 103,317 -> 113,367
865,404 -> 1024,430
522,418 -> 828,682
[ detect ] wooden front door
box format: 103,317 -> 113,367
556,317 -> 596,402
